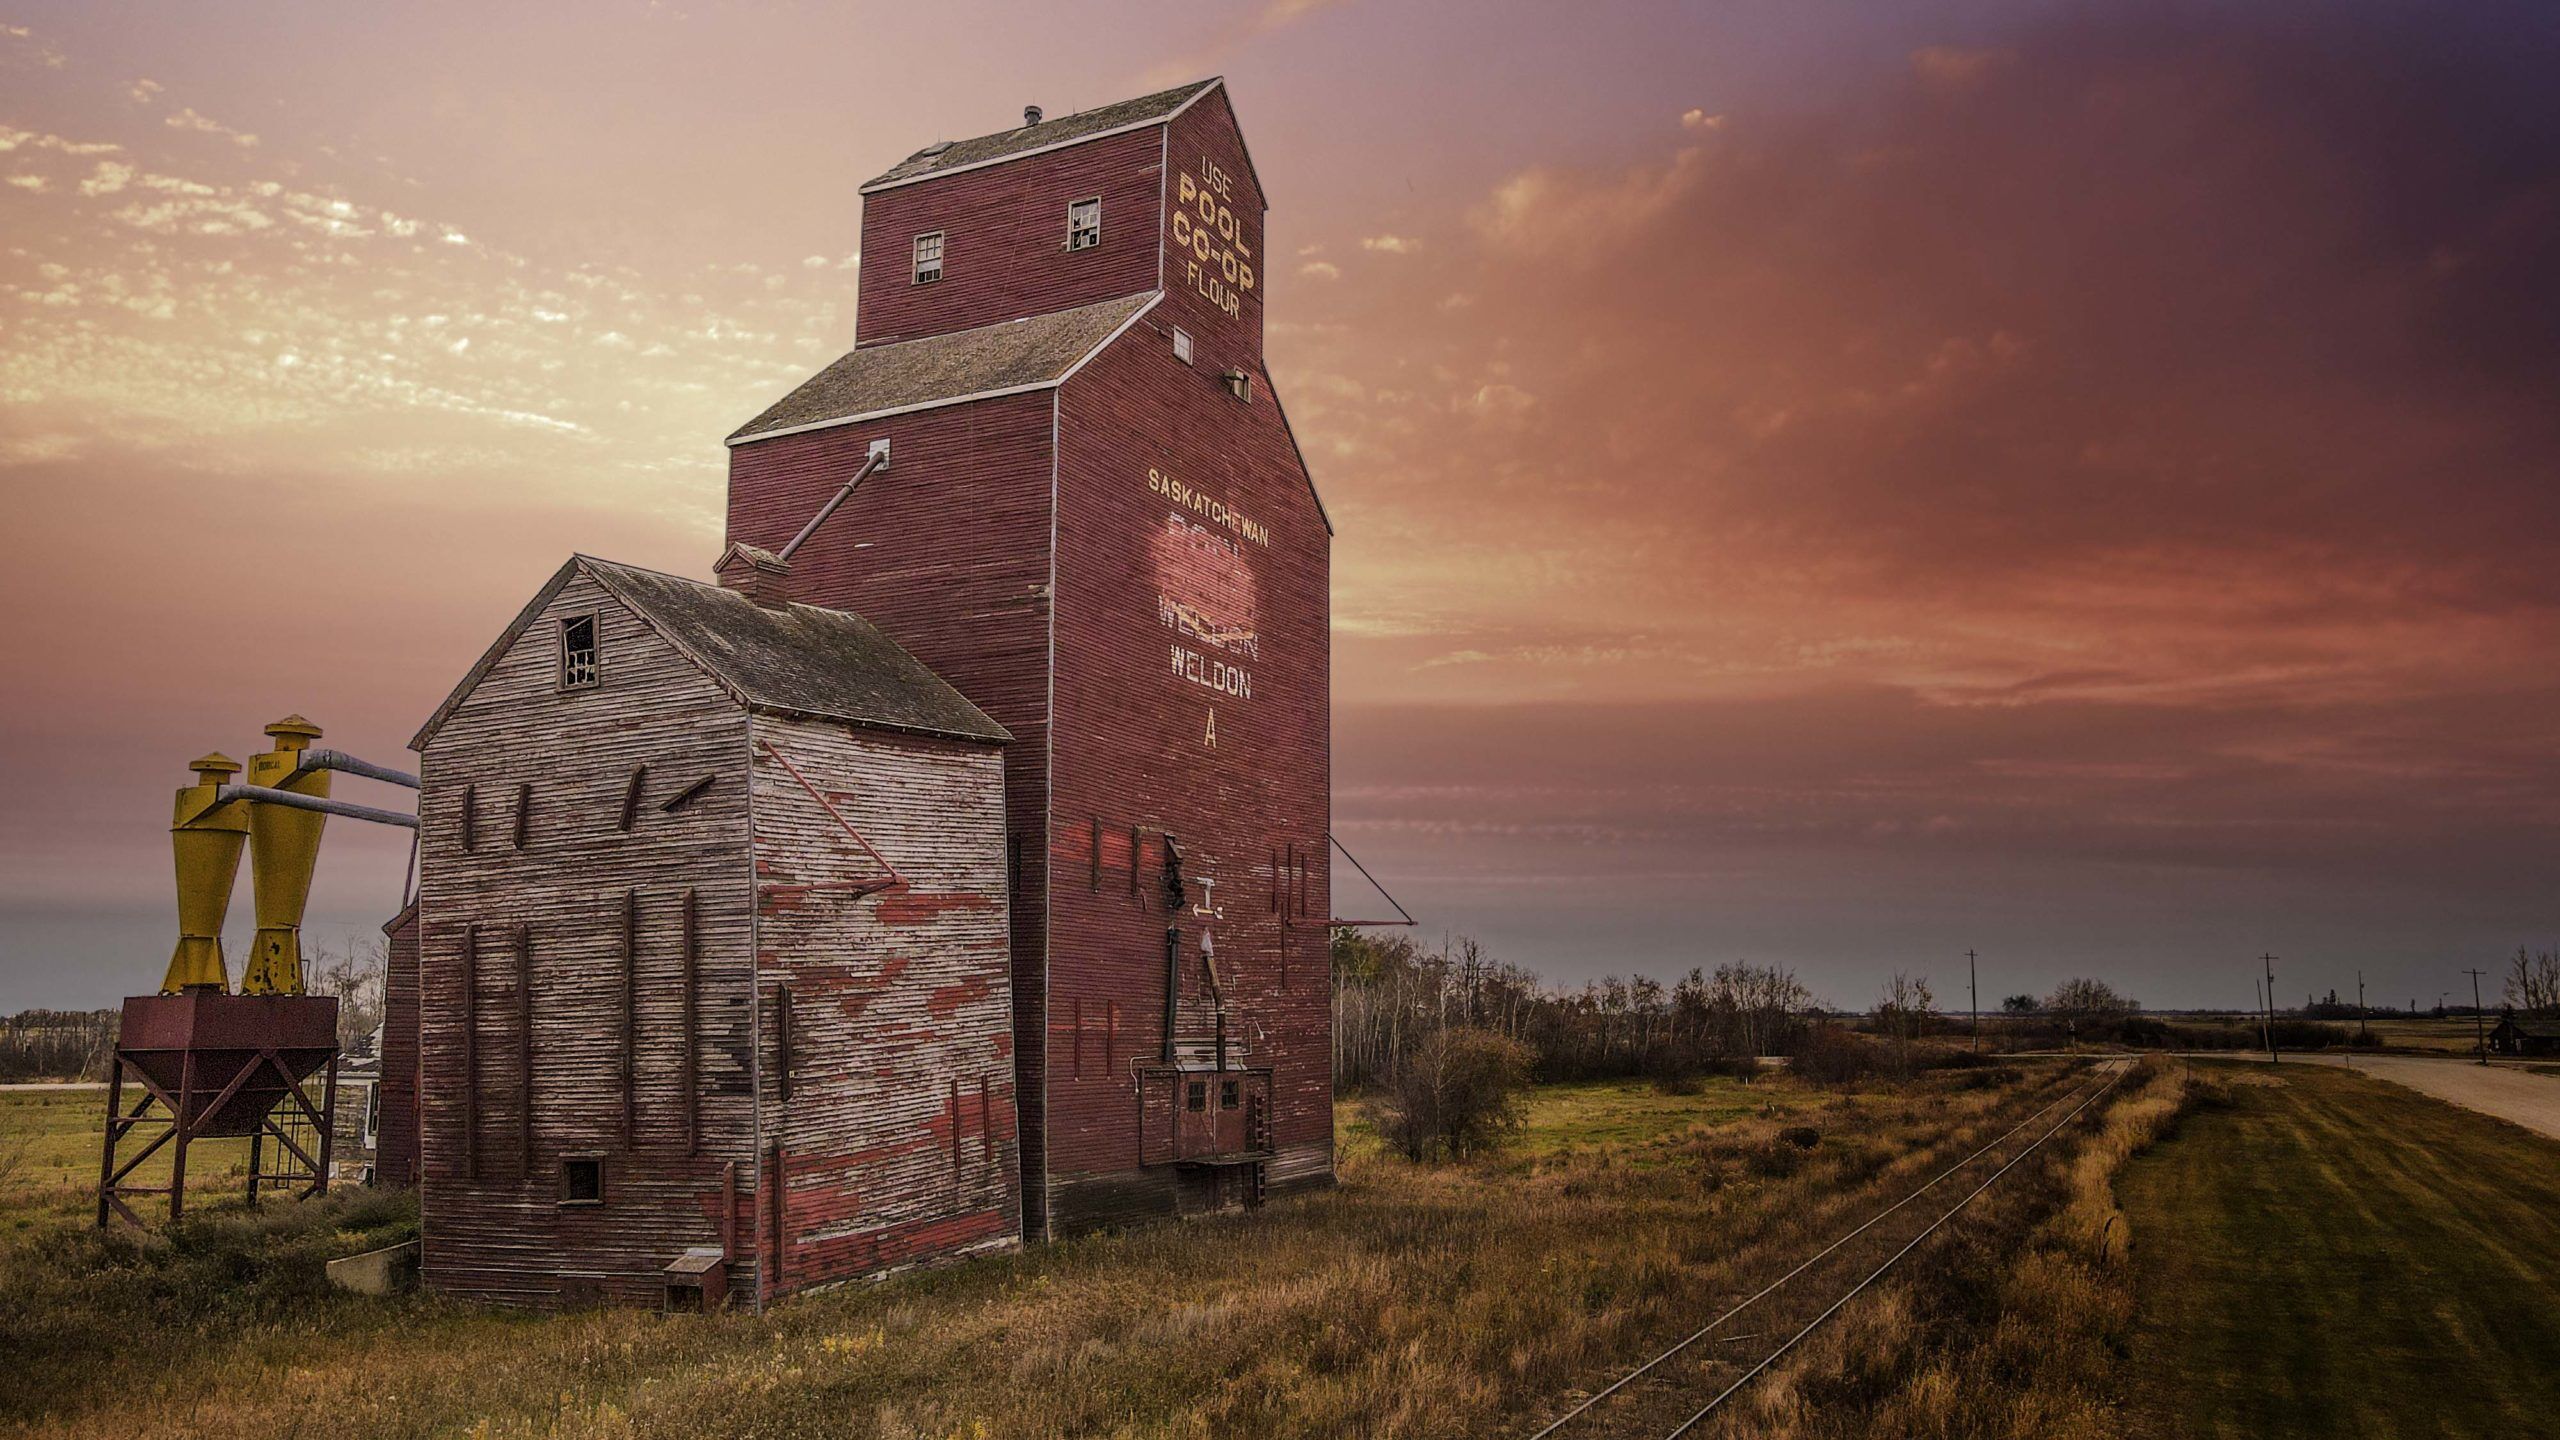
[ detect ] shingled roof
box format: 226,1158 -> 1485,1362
861,79 -> 1221,192
727,291 -> 1156,445
414,556 -> 1009,749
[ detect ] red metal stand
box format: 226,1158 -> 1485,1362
97,992 -> 339,1227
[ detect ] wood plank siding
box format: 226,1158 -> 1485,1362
377,903 -> 421,1188
414,563 -> 1018,1308
726,82 -> 1333,1239
725,390 -> 1062,1233
857,126 -> 1166,349
417,571 -> 763,1307
749,715 -> 1017,1292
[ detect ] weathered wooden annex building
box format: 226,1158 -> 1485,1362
401,77 -> 1331,1306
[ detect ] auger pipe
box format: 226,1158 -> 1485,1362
292,749 -> 420,789
777,441 -> 887,563
218,783 -> 420,829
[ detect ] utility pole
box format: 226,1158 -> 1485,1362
2465,968 -> 2489,1064
2358,972 -> 2367,1041
2261,953 -> 2280,1064
1968,949 -> 1980,1054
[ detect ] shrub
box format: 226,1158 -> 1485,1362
1789,1022 -> 1887,1086
1779,1125 -> 1822,1150
1376,1027 -> 1536,1161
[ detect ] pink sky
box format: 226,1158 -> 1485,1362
2,0 -> 2554,1013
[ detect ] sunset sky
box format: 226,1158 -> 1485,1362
3,0 -> 2554,1014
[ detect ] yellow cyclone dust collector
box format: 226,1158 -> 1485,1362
108,713 -> 421,1228
163,753 -> 250,993
243,714 -> 329,996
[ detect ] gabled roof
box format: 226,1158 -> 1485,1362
727,292 -> 1157,446
413,556 -> 1010,750
861,79 -> 1222,193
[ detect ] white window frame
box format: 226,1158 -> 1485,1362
1067,196 -> 1101,251
558,613 -> 600,690
1172,327 -> 1193,365
912,231 -> 944,285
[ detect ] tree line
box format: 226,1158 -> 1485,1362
0,939 -> 388,1081
1332,930 -> 1820,1091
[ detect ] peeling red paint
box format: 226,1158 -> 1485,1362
875,890 -> 1000,925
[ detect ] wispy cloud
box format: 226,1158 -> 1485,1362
164,106 -> 259,147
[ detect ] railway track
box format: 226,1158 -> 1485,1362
1526,1058 -> 2134,1440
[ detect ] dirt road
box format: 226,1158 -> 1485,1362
2235,1053 -> 2560,1142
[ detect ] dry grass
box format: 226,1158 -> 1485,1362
0,1069 -> 2094,1440
1691,1059 -> 2202,1439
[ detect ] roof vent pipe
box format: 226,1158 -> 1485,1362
777,439 -> 889,565
1023,104 -> 1042,126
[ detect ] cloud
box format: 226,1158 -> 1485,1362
1299,259 -> 1340,280
165,106 -> 260,147
0,21 -> 65,70
1909,44 -> 2015,91
1139,0 -> 1353,87
1359,234 -> 1419,255
128,78 -> 162,105
1275,0 -> 2560,983
1681,108 -> 1724,132
78,160 -> 134,196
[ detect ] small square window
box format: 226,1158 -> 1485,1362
559,614 -> 599,689
1068,197 -> 1101,251
1219,1079 -> 1240,1111
1171,328 -> 1193,365
1222,369 -> 1254,404
913,231 -> 944,284
1185,1079 -> 1208,1113
561,1155 -> 605,1205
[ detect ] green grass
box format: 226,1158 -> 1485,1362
2119,1061 -> 2560,1439
0,1088 -> 254,1233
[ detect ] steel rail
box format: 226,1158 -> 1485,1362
1661,1060 -> 2132,1439
1524,1062 -> 2113,1440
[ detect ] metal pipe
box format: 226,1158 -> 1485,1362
776,441 -> 888,563
217,783 -> 419,829
294,749 -> 420,789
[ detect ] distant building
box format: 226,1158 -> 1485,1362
328,1023 -> 384,1186
2487,1015 -> 2560,1057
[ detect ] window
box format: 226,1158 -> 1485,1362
1185,1079 -> 1208,1113
559,614 -> 599,689
1171,327 -> 1193,365
561,1155 -> 605,1205
362,1082 -> 381,1150
1222,369 -> 1255,404
1219,1078 -> 1240,1111
1068,197 -> 1101,251
912,231 -> 944,284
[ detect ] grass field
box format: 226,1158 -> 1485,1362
0,1065 -> 2135,1440
2119,1060 -> 2560,1439
0,1086 -> 252,1234
2353,1017 -> 2492,1054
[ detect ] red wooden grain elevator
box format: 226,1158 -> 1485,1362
727,77 -> 1333,1235
400,77 -> 1330,1308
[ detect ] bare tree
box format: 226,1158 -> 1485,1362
2044,977 -> 2137,1021
308,937 -> 388,1051
1874,972 -> 1936,1074
2504,946 -> 2560,1017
